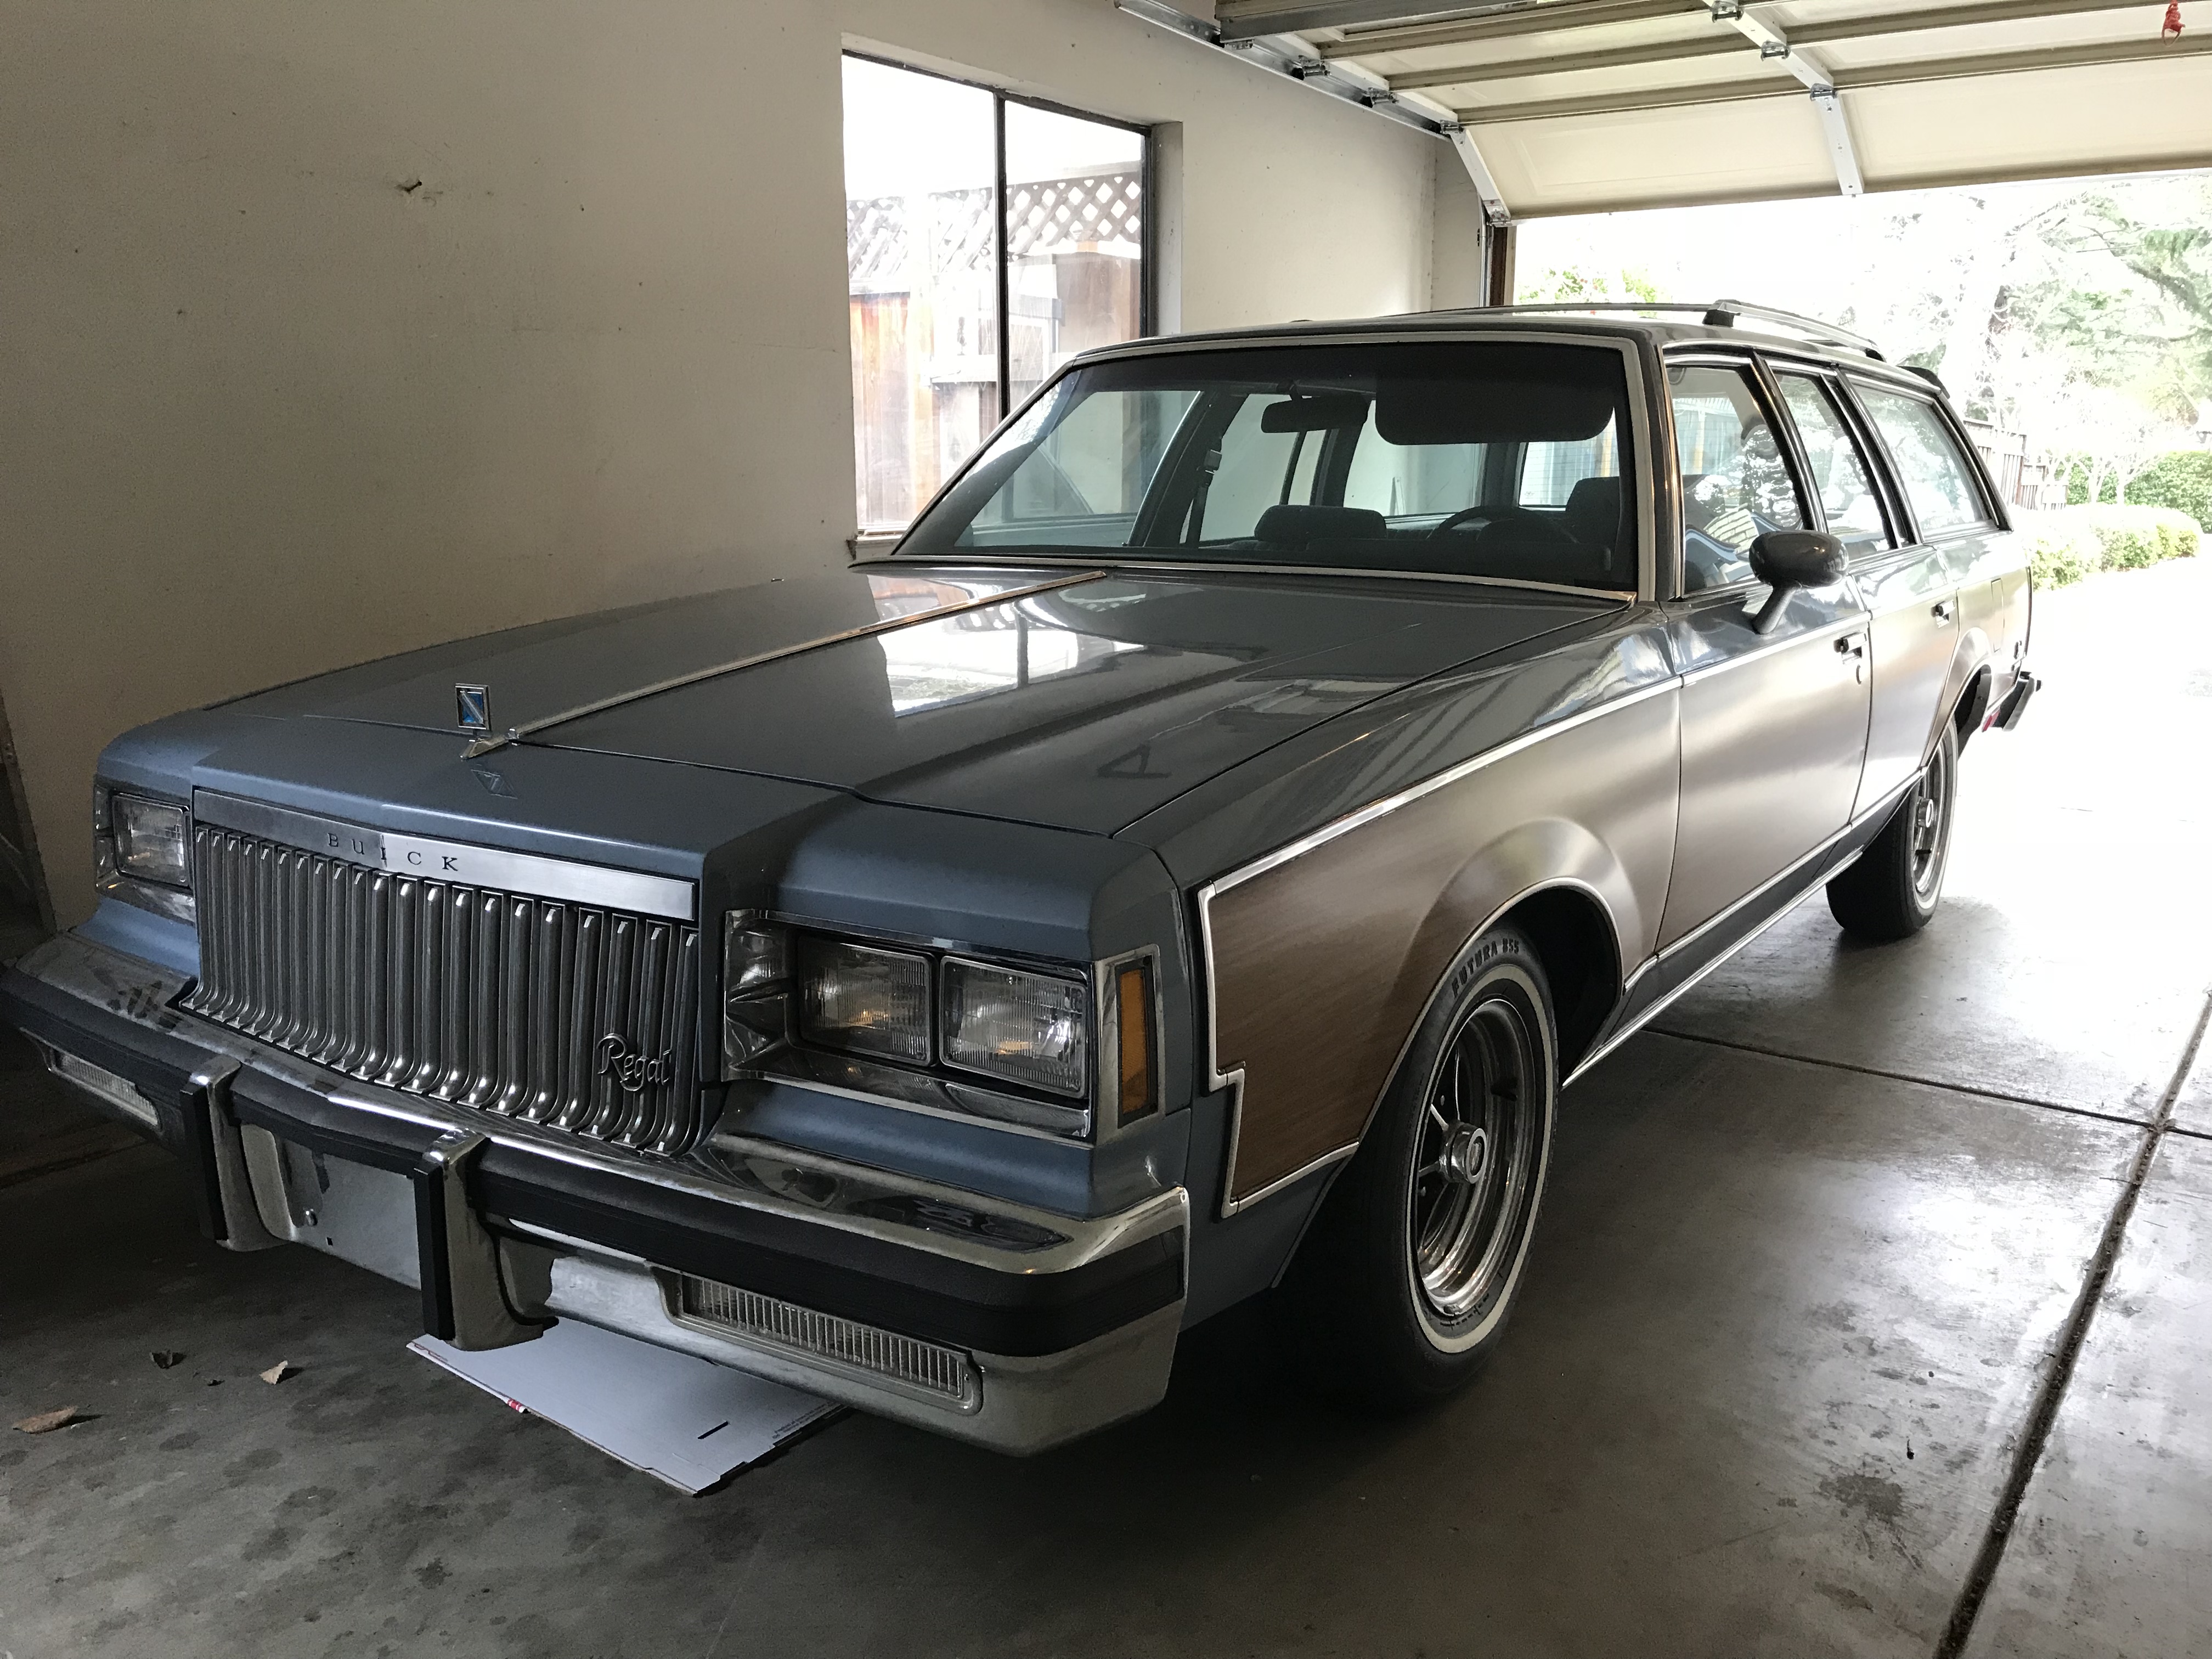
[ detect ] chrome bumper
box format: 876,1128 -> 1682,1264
4,932 -> 1187,1454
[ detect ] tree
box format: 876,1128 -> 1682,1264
1520,264 -> 1660,305
2031,179 -> 2212,423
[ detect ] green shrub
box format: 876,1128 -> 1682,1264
2125,450 -> 2212,531
2063,450 -> 2212,529
2016,505 -> 2200,588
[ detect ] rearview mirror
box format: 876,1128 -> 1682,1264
1748,531 -> 1848,634
1260,392 -> 1370,433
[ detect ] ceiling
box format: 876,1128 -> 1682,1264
1195,0 -> 2212,217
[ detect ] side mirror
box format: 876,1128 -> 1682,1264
1747,531 -> 1848,635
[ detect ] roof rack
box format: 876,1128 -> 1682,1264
1467,300 -> 1886,361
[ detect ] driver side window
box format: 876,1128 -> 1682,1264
1668,364 -> 1805,593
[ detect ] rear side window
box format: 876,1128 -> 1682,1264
1774,374 -> 1893,554
1667,364 -> 1805,593
1855,387 -> 1991,538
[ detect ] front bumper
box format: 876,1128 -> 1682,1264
2,933 -> 1187,1453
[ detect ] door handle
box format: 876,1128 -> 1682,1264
1932,601 -> 1955,623
1833,633 -> 1866,658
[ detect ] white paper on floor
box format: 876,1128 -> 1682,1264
410,1319 -> 840,1494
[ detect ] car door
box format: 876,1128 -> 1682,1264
1846,379 -> 2005,813
1770,368 -> 1941,815
1657,356 -> 1873,950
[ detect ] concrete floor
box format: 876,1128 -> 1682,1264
4,558 -> 2209,1659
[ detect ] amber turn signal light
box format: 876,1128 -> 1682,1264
1116,961 -> 1155,1125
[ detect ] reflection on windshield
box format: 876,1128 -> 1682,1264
896,342 -> 1639,591
878,599 -> 1141,713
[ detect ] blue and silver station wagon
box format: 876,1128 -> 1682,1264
2,302 -> 2038,1452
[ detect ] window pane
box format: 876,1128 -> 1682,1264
904,342 -> 1639,589
1668,365 -> 1804,592
1519,430 -> 1621,508
844,58 -> 997,532
1776,376 -> 1892,553
964,383 -> 1197,547
1004,104 -> 1145,411
1856,386 -> 1989,538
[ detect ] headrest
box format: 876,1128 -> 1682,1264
1254,505 -> 1388,546
1564,476 -> 1623,546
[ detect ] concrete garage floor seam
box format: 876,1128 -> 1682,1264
1651,1027 -> 2169,1134
1933,990 -> 2212,1658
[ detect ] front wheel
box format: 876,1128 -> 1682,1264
1827,716 -> 1959,941
1281,927 -> 1558,1409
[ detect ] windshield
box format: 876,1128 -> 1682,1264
896,341 -> 1638,590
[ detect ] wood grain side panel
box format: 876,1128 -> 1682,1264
1210,692 -> 1678,1200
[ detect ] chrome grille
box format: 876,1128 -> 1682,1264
676,1274 -> 978,1405
182,826 -> 701,1153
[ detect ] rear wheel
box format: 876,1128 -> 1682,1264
1827,718 -> 1959,941
1283,927 -> 1557,1408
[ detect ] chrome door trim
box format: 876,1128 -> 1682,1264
1651,767 -> 1915,972
194,791 -> 697,921
1565,769 -> 1918,1085
460,569 -> 1105,758
1195,681 -> 1671,1218
1674,613 -> 1868,685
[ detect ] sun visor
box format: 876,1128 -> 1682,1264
1376,348 -> 1624,446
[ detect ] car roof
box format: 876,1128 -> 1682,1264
1067,304 -> 1945,397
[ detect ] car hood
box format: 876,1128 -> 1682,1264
230,563 -> 1612,836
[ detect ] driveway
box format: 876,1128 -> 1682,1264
3,556 -> 2208,1659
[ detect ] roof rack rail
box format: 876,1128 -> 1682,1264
1468,300 -> 1885,361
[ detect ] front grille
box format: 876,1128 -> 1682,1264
182,826 -> 702,1153
676,1274 -> 979,1406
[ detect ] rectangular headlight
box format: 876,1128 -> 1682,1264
798,937 -> 932,1064
111,794 -> 191,888
942,958 -> 1087,1098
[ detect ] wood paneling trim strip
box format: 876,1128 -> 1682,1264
1199,678 -> 1678,1216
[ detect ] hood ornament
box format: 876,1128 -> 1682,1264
455,684 -> 490,733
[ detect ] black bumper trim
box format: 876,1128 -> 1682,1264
2,965 -> 1182,1358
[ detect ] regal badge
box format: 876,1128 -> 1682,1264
455,684 -> 490,732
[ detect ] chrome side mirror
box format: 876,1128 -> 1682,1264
1748,531 -> 1848,635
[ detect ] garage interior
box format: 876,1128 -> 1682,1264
4,2 -> 2210,1655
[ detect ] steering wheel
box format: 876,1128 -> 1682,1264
1424,504 -> 1548,541
1426,506 -> 1497,539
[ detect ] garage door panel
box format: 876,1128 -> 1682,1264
1849,59 -> 2212,187
1477,99 -> 1836,216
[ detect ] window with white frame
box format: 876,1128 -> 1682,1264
843,54 -> 1149,533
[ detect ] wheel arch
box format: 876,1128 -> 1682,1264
1269,871 -> 1622,1288
1369,815 -> 1639,1134
1935,627 -> 1996,759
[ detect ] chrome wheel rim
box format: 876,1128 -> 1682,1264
1910,738 -> 1954,905
1409,996 -> 1541,1324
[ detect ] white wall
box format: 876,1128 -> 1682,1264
1,0 -> 1440,923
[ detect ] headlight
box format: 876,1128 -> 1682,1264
110,794 -> 191,888
797,937 -> 933,1064
941,958 -> 1087,1097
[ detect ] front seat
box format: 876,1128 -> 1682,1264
1563,476 -> 1623,554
